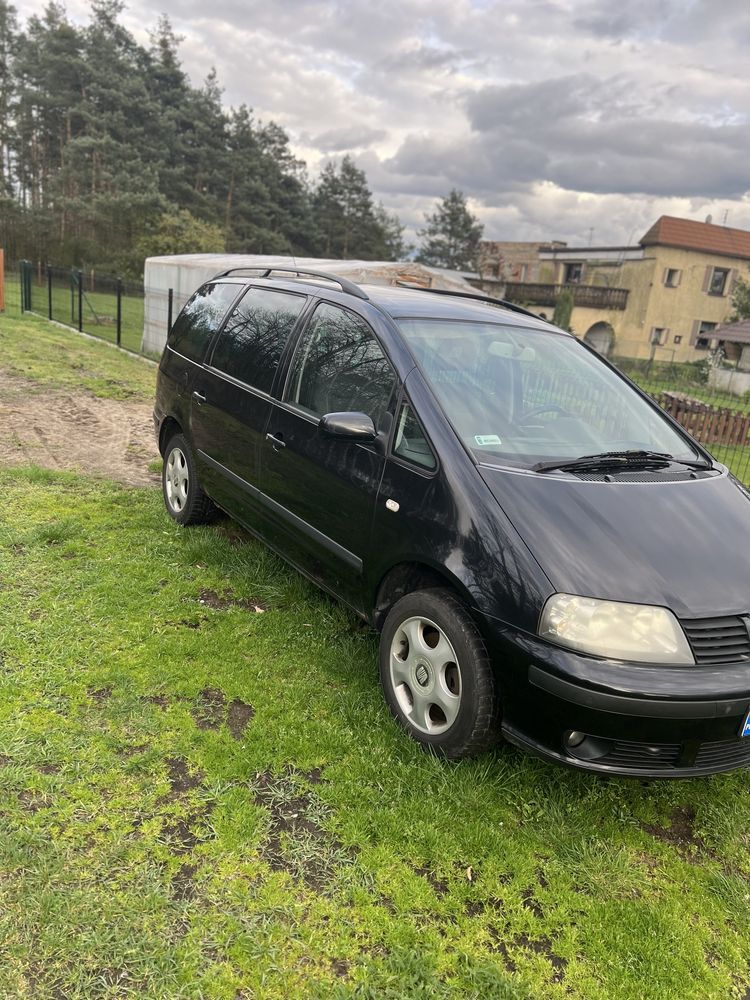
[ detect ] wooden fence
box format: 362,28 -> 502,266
657,392 -> 750,446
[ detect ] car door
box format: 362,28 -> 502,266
258,300 -> 397,609
189,285 -> 309,514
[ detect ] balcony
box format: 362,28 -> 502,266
504,282 -> 629,311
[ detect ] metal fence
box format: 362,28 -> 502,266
17,260 -> 147,355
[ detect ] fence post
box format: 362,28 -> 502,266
76,269 -> 83,332
19,260 -> 24,312
20,260 -> 32,312
116,278 -> 122,346
47,266 -> 52,320
0,249 -> 4,313
167,287 -> 173,336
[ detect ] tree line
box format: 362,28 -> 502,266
0,1 -> 484,279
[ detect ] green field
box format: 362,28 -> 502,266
2,316 -> 750,998
0,312 -> 156,401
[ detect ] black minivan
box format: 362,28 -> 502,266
154,266 -> 750,778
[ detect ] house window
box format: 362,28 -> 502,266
694,320 -> 717,350
708,267 -> 730,296
650,327 -> 668,346
564,262 -> 583,284
664,268 -> 681,288
673,335 -> 682,345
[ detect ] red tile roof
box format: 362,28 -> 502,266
640,216 -> 750,260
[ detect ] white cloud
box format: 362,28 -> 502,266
12,0 -> 750,246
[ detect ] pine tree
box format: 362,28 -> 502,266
0,1 -> 18,197
311,156 -> 402,260
416,189 -> 484,271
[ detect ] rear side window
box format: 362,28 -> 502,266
210,287 -> 306,393
168,282 -> 239,363
286,302 -> 395,426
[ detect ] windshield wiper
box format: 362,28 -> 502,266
532,450 -> 712,474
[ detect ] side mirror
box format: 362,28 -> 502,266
319,411 -> 377,442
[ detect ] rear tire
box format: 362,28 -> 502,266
162,433 -> 216,526
379,588 -> 500,759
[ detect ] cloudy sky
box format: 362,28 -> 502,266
15,0 -> 750,246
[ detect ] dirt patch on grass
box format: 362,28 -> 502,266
0,371 -> 159,486
164,757 -> 204,797
143,694 -> 169,710
191,688 -> 255,740
411,864 -> 449,898
489,928 -> 567,983
227,699 -> 255,740
521,887 -> 544,918
192,688 -> 226,731
18,790 -> 52,812
251,769 -> 355,890
88,685 -> 112,704
171,862 -> 198,901
158,757 -> 215,855
642,805 -> 709,857
198,588 -> 267,613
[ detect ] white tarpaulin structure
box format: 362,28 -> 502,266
141,253 -> 475,355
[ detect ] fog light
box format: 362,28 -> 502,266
565,730 -> 586,748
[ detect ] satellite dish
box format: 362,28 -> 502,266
705,214 -> 713,224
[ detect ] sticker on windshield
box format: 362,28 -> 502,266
474,434 -> 502,447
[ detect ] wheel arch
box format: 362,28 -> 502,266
158,417 -> 183,456
372,560 -> 478,632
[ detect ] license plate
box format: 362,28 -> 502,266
741,709 -> 750,737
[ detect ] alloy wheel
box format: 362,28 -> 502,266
389,615 -> 462,734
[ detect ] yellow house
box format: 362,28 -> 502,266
497,216 -> 750,361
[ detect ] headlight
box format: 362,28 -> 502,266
539,593 -> 694,664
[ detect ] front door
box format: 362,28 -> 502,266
258,301 -> 397,609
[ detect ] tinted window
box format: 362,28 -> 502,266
168,282 -> 239,363
394,402 -> 436,470
287,303 -> 395,424
211,287 -> 306,393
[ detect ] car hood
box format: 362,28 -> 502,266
478,466 -> 750,619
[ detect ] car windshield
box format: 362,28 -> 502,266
397,318 -> 703,469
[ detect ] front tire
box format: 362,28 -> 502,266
162,433 -> 216,526
379,588 -> 500,759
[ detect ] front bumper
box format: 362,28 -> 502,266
494,627 -> 750,778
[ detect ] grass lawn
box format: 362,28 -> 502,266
2,314 -> 750,998
4,468 -> 750,1000
0,312 -> 156,402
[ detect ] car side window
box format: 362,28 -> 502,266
393,402 -> 437,470
168,282 -> 239,363
210,287 -> 306,393
286,302 -> 395,426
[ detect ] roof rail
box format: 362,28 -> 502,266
213,266 -> 369,301
395,282 -> 541,319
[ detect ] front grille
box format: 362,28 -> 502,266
681,616 -> 750,664
594,740 -> 682,770
574,737 -> 750,773
694,739 -> 750,769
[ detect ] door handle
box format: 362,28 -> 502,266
265,432 -> 286,451
192,390 -> 206,405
